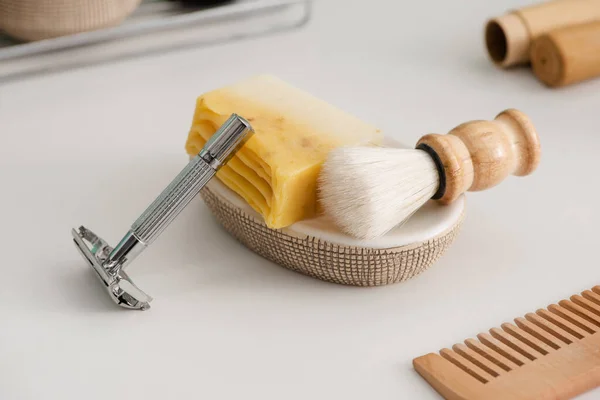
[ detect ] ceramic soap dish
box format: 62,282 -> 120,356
200,138 -> 465,286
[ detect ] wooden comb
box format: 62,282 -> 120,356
413,285 -> 600,400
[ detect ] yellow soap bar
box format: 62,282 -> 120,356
185,75 -> 383,229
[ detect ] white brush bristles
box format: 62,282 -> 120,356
318,146 -> 440,240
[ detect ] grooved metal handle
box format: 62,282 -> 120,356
128,114 -> 253,246
132,157 -> 215,244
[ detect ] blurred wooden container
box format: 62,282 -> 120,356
0,0 -> 141,41
485,0 -> 600,68
531,21 -> 600,87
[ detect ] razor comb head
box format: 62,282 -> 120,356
72,226 -> 152,310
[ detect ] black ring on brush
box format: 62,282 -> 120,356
416,143 -> 446,200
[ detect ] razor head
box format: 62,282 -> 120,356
72,226 -> 152,310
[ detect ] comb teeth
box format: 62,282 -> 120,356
464,338 -> 511,372
440,348 -> 490,383
559,299 -> 600,328
413,285 -> 600,400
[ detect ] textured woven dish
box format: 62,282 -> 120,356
199,138 -> 466,287
0,0 -> 141,41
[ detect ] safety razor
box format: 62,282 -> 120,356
72,114 -> 253,310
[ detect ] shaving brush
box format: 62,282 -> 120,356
318,109 -> 541,240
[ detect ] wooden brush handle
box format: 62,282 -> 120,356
416,109 -> 541,205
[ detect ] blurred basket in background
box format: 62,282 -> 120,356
0,0 -> 142,41
0,0 -> 312,83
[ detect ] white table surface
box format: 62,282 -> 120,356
1,0 -> 599,399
